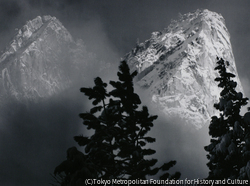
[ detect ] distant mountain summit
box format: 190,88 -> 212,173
0,15 -> 72,101
0,15 -> 91,102
125,9 -> 243,129
0,10 -> 244,130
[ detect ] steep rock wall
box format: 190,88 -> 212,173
125,9 -> 243,129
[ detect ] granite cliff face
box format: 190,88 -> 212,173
0,15 -> 88,102
0,10 -> 244,129
125,9 -> 243,129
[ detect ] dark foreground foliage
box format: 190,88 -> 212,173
53,61 -> 180,185
205,57 -> 250,180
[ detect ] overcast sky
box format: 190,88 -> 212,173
1,0 -> 250,94
1,0 -> 250,78
0,0 -> 250,185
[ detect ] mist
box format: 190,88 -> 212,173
0,94 -> 83,185
0,1 -> 120,185
0,0 -> 250,185
134,85 -> 211,179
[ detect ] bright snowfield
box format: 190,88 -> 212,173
125,9 -> 245,179
0,9 -> 247,184
125,9 -> 243,130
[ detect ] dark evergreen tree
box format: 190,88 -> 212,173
53,61 -> 180,185
204,57 -> 250,180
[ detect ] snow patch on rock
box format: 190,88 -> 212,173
125,9 -> 243,130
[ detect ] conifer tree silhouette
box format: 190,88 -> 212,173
205,57 -> 250,180
53,60 -> 180,185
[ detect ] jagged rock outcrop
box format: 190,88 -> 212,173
125,9 -> 243,129
0,15 -> 89,102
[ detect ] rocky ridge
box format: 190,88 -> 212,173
125,9 -> 243,129
0,15 -> 87,102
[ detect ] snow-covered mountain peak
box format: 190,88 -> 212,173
0,16 -> 78,102
125,9 -> 243,130
0,15 -> 73,62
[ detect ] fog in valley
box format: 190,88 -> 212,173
0,1 -> 250,185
